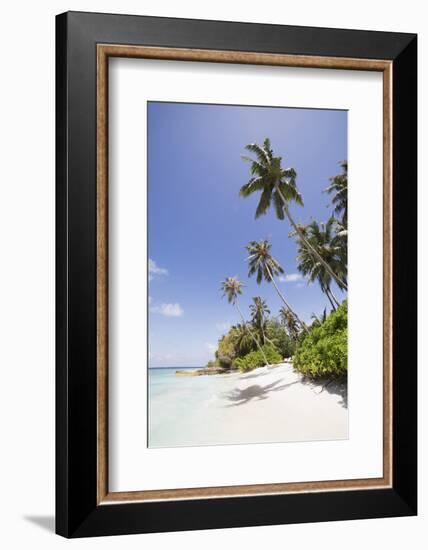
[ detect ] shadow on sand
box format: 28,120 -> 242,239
302,377 -> 348,408
223,374 -> 348,409
240,367 -> 288,381
223,379 -> 299,407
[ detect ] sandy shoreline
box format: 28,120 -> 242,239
149,362 -> 348,448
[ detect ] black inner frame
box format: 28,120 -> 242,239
56,11 -> 417,538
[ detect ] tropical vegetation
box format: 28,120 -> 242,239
207,140 -> 348,379
220,276 -> 270,366
234,345 -> 282,373
294,217 -> 347,309
209,309 -> 296,372
294,301 -> 347,379
246,239 -> 308,332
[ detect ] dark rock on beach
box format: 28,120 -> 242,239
175,367 -> 228,376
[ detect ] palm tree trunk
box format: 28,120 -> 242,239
235,302 -> 270,366
328,286 -> 341,308
275,184 -> 348,291
324,287 -> 337,311
265,265 -> 309,334
320,282 -> 336,311
265,335 -> 276,347
260,323 -> 266,346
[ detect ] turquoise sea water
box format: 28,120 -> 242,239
148,367 -> 232,448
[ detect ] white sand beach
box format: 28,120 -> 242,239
148,362 -> 348,448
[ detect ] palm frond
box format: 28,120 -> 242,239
244,143 -> 270,165
273,190 -> 285,220
255,188 -> 272,218
239,177 -> 264,197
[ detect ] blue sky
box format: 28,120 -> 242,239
148,102 -> 347,367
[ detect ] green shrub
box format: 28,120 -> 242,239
294,300 -> 347,379
215,326 -> 257,368
263,344 -> 283,364
206,359 -> 221,369
234,353 -> 262,372
265,320 -> 296,358
234,344 -> 282,372
216,332 -> 238,368
212,318 -> 295,370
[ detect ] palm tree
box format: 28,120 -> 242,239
220,277 -> 270,366
240,139 -> 347,290
334,220 -> 348,283
249,296 -> 270,345
232,323 -> 255,356
310,308 -> 327,328
279,306 -> 300,341
245,239 -> 308,333
294,217 -> 346,310
325,161 -> 348,227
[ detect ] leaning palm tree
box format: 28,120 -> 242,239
325,161 -> 348,227
294,217 -> 346,310
220,277 -> 270,366
279,306 -> 301,341
245,239 -> 308,333
240,139 -> 347,290
249,296 -> 270,345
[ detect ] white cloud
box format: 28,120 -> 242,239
205,342 -> 217,355
148,258 -> 168,281
215,321 -> 231,332
151,303 -> 183,317
279,273 -> 303,283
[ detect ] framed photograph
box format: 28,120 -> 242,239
56,11 -> 417,538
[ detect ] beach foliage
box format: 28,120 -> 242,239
325,161 -> 348,227
294,301 -> 347,379
279,306 -> 301,341
206,359 -> 222,369
212,141 -> 348,378
220,276 -> 271,366
212,318 -> 295,370
294,217 -> 347,306
249,296 -> 270,345
216,324 -> 256,368
265,319 -> 296,358
246,239 -> 307,332
234,344 -> 282,372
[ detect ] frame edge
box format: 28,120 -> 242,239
391,34 -> 418,515
55,11 -> 69,538
55,11 -> 418,537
